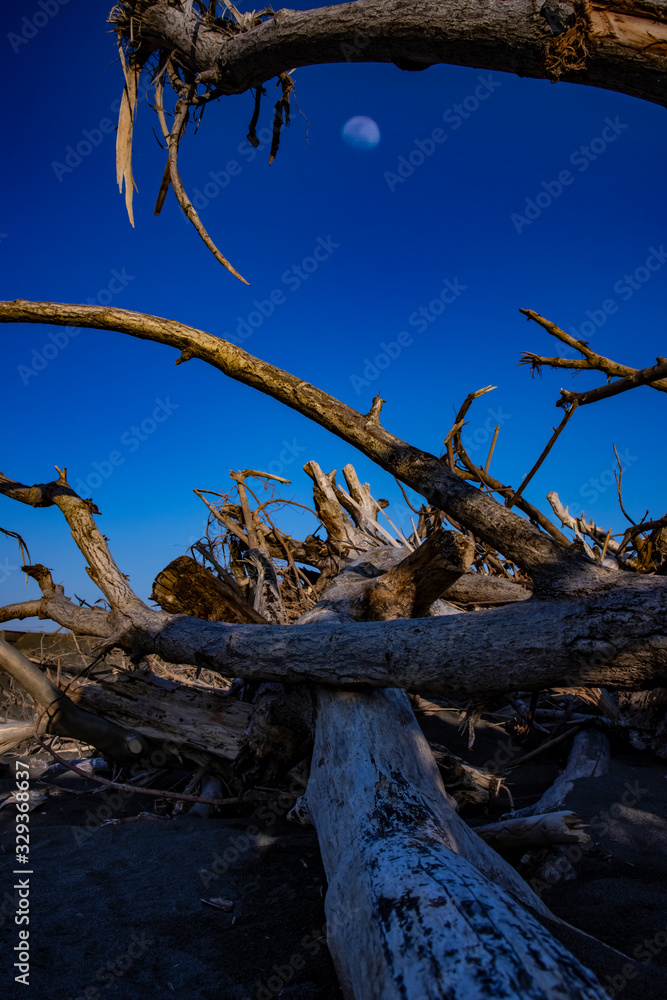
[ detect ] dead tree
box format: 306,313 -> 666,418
1,2 -> 667,997
0,428 -> 665,999
0,459 -> 614,1000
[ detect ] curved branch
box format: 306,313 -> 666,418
0,599 -> 45,623
519,308 -> 667,394
115,0 -> 667,108
0,468 -> 149,617
0,300 -> 603,590
0,564 -> 114,635
167,98 -> 250,284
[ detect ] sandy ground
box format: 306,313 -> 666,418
1,710 -> 666,1000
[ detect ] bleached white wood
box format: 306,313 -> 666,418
306,687 -> 607,1000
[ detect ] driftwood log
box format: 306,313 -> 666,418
1,4 -> 666,992
0,465 -> 613,999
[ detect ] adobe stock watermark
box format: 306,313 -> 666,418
66,932 -> 155,1000
241,922 -> 328,1000
7,0 -> 74,54
239,904 -> 358,1000
384,75 -> 502,192
199,777 -> 306,891
51,77 -> 155,182
265,440 -> 306,479
564,245 -> 667,347
71,740 -> 184,847
529,777 -> 650,900
69,397 -> 179,497
349,276 -> 467,394
603,920 -> 667,998
511,117 -> 629,234
566,446 -> 638,517
17,267 -> 135,385
460,405 -> 512,456
222,236 -> 340,345
180,127 -> 280,214
0,557 -> 22,587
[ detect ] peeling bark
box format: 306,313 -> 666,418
115,0 -> 667,107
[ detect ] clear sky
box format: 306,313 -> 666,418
1,1 -> 666,626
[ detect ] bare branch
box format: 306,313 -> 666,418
111,0 -> 667,108
167,97 -> 250,284
519,308 -> 667,396
0,301 -> 598,587
506,403 -> 578,507
0,564 -> 113,635
547,492 -> 622,558
559,356 -> 667,408
0,469 -> 146,614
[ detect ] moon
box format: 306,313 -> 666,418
342,116 -> 381,150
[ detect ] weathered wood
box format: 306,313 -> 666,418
512,730 -> 610,891
146,572 -> 667,693
428,742 -> 502,811
444,572 -> 530,605
475,811 -> 591,852
306,687 -> 607,1000
0,637 -> 173,769
293,554 -> 606,998
514,730 -> 611,818
0,636 -> 253,771
0,719 -> 44,755
615,687 -> 667,758
362,527 -> 474,619
152,555 -> 266,624
70,667 -> 252,766
233,683 -> 314,784
114,0 -> 667,108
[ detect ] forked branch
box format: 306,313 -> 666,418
0,300 -> 601,588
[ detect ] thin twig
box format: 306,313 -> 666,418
168,98 -> 249,284
483,424 -> 500,474
506,403 -> 578,509
33,737 -> 278,808
506,724 -> 585,768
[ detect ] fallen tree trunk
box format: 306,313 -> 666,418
0,637 -> 251,771
514,730 -> 611,818
145,572 -> 667,693
287,529 -> 607,998
475,811 -> 591,852
306,686 -> 606,1000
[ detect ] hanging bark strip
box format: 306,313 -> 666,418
270,72 -> 294,164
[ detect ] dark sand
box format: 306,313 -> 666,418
1,710 -> 666,1000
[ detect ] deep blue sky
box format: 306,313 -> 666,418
1,2 -> 666,626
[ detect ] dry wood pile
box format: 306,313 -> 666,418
1,3 -> 667,996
